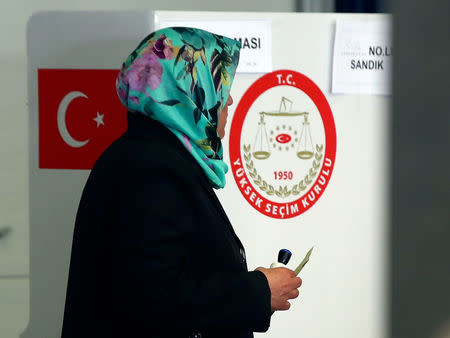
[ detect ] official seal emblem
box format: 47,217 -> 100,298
229,70 -> 336,219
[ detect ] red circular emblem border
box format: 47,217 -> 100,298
229,70 -> 337,219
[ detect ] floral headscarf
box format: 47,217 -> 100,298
116,27 -> 241,189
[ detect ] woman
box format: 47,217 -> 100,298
62,27 -> 301,338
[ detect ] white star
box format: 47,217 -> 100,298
93,112 -> 104,128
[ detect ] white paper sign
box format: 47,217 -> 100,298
332,18 -> 392,95
155,18 -> 272,73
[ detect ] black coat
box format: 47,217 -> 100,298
62,112 -> 272,338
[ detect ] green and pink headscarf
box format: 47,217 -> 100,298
116,27 -> 241,188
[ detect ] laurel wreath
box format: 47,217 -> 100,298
243,144 -> 324,198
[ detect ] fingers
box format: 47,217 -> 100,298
280,301 -> 291,311
282,286 -> 300,300
278,267 -> 296,277
267,267 -> 304,312
287,276 -> 302,289
274,301 -> 292,311
278,267 -> 301,285
274,292 -> 298,311
288,288 -> 300,300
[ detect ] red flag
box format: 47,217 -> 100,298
38,69 -> 127,169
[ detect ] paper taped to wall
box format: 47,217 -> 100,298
332,18 -> 392,95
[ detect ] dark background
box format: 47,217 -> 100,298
390,0 -> 450,337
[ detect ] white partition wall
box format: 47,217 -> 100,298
26,11 -> 389,338
25,12 -> 153,338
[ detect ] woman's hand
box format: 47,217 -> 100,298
254,266 -> 302,311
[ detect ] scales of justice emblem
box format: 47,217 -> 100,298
250,96 -> 320,159
229,70 -> 336,219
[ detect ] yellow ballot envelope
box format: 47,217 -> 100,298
294,247 -> 314,276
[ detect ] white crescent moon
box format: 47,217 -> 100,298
57,91 -> 90,148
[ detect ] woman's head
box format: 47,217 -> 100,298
116,27 -> 241,188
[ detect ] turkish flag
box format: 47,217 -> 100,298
38,69 -> 127,169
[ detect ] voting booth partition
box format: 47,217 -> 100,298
25,11 -> 390,338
